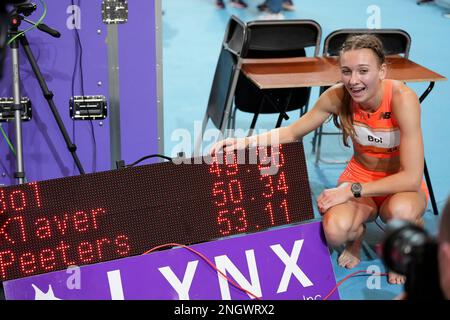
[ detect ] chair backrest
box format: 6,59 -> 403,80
204,16 -> 247,130
234,19 -> 322,115
223,15 -> 247,56
206,15 -> 247,128
323,28 -> 411,58
242,19 -> 322,58
206,47 -> 239,129
318,28 -> 411,96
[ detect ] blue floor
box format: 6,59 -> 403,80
162,0 -> 450,300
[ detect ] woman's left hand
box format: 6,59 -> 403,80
317,183 -> 353,214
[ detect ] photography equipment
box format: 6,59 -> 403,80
1,1 -> 36,78
0,0 -> 58,79
0,4 -> 10,78
7,1 -> 85,184
382,219 -> 445,300
13,1 -> 36,15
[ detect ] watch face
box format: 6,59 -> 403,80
352,183 -> 362,193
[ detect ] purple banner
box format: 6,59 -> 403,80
3,221 -> 339,300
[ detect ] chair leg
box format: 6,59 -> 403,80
194,112 -> 210,156
247,96 -> 265,137
282,90 -> 293,121
300,104 -> 308,117
312,87 -> 326,154
231,107 -> 238,131
248,113 -> 260,137
275,113 -> 284,128
315,124 -> 324,164
301,87 -> 311,117
311,128 -> 318,154
264,92 -> 290,124
275,93 -> 291,128
227,108 -> 235,136
314,125 -> 349,165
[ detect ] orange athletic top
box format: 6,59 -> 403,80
351,80 -> 400,159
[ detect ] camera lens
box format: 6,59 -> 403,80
382,219 -> 429,275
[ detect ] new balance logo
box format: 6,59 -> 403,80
387,146 -> 399,153
379,112 -> 391,120
368,135 -> 383,144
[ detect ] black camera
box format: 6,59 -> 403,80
0,1 -> 32,78
2,0 -> 31,8
382,219 -> 445,299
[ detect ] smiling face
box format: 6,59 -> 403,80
340,48 -> 387,109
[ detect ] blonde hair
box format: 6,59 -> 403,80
333,34 -> 386,146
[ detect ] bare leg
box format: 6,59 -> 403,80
337,223 -> 366,269
322,185 -> 378,269
379,191 -> 427,284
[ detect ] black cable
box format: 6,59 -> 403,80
70,0 -> 97,172
125,154 -> 173,168
70,0 -> 78,144
73,1 -> 84,97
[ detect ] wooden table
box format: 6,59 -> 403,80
241,55 -> 446,89
241,55 -> 447,215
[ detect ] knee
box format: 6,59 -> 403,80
322,212 -> 353,246
381,201 -> 419,223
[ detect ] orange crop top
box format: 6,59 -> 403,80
351,80 -> 400,159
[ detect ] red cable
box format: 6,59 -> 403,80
143,243 -> 261,300
323,270 -> 389,300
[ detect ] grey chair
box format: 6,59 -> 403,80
194,16 -> 247,155
195,17 -> 322,155
231,19 -> 322,136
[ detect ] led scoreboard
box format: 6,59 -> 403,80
0,142 -> 313,281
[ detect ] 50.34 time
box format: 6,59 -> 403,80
211,173 -> 291,235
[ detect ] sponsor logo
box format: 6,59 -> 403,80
368,135 -> 383,144
379,112 -> 391,120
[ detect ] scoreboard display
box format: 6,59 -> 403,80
0,142 -> 313,281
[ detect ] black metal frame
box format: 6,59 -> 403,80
194,16 -> 247,155
231,19 -> 322,136
195,16 -> 322,153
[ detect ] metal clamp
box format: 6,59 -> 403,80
102,0 -> 128,24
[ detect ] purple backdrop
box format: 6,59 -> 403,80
3,221 -> 340,300
0,0 -> 159,185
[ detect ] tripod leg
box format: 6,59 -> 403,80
10,38 -> 26,184
20,35 -> 85,175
